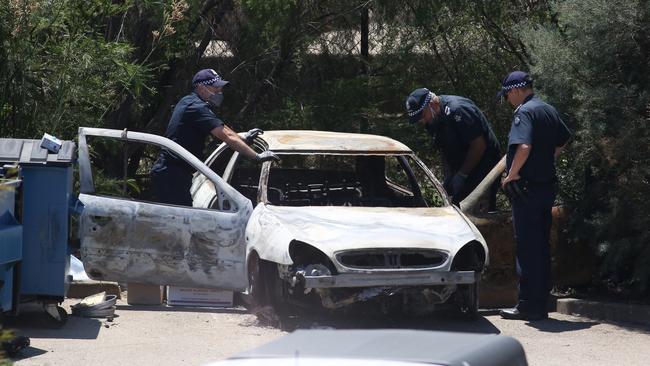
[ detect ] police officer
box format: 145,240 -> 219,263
151,68 -> 279,205
498,71 -> 571,321
405,88 -> 501,208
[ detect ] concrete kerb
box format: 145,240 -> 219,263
555,298 -> 650,327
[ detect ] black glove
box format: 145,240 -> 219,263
244,128 -> 264,145
449,173 -> 467,196
502,179 -> 529,202
255,151 -> 280,162
443,173 -> 467,197
443,175 -> 452,194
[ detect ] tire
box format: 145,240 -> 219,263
247,258 -> 290,325
458,278 -> 479,320
247,256 -> 269,308
451,246 -> 482,320
259,260 -> 287,314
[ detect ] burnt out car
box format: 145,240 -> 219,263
77,128 -> 488,317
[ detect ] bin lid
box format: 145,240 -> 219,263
0,138 -> 76,164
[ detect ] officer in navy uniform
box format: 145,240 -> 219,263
151,69 -> 279,205
405,88 -> 501,208
498,71 -> 571,321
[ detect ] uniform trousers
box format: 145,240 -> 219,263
150,158 -> 193,206
511,183 -> 555,314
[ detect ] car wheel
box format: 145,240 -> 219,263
458,279 -> 479,320
248,258 -> 290,325
247,256 -> 269,308
259,260 -> 289,315
451,246 -> 482,320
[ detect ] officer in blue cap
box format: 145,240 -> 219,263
150,68 -> 279,205
405,88 -> 501,208
498,71 -> 571,321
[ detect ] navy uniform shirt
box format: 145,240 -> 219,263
160,92 -> 224,169
426,95 -> 501,178
506,94 -> 571,183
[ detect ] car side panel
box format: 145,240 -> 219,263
245,204 -> 294,265
79,194 -> 249,290
76,127 -> 252,290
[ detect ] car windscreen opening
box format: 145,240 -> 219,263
266,154 -> 445,208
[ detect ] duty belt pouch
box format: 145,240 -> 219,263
502,179 -> 529,203
162,152 -> 194,174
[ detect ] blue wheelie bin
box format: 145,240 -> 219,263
0,138 -> 76,325
0,175 -> 22,317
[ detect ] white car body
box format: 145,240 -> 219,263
77,128 -> 488,315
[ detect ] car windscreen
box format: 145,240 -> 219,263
265,154 -> 446,208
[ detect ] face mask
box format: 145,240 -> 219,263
426,106 -> 440,126
425,106 -> 444,132
207,92 -> 223,108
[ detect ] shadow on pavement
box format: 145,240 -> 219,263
5,312 -> 102,340
12,345 -> 47,361
525,317 -> 599,333
274,309 -> 501,334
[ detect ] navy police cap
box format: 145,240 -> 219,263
497,71 -> 532,99
192,69 -> 229,88
405,88 -> 433,124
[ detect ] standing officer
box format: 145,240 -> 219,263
405,88 -> 501,208
151,68 -> 279,205
498,71 -> 571,321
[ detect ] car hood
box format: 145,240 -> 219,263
262,205 -> 479,254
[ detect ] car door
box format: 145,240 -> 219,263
76,127 -> 252,290
191,142 -> 236,209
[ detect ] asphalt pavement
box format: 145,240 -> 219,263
10,299 -> 650,366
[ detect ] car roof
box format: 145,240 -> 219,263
258,130 -> 412,154
224,329 -> 527,366
206,357 -> 440,366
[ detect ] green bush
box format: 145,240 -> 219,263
0,0 -> 148,140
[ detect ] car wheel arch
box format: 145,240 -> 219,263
288,240 -> 338,274
450,241 -> 487,272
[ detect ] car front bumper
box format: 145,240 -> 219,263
300,270 -> 477,289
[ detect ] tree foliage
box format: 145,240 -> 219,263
0,0 -> 148,139
1,0 -> 648,298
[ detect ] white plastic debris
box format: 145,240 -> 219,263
69,255 -> 91,282
40,133 -> 62,153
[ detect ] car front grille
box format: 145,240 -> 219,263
336,249 -> 448,270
